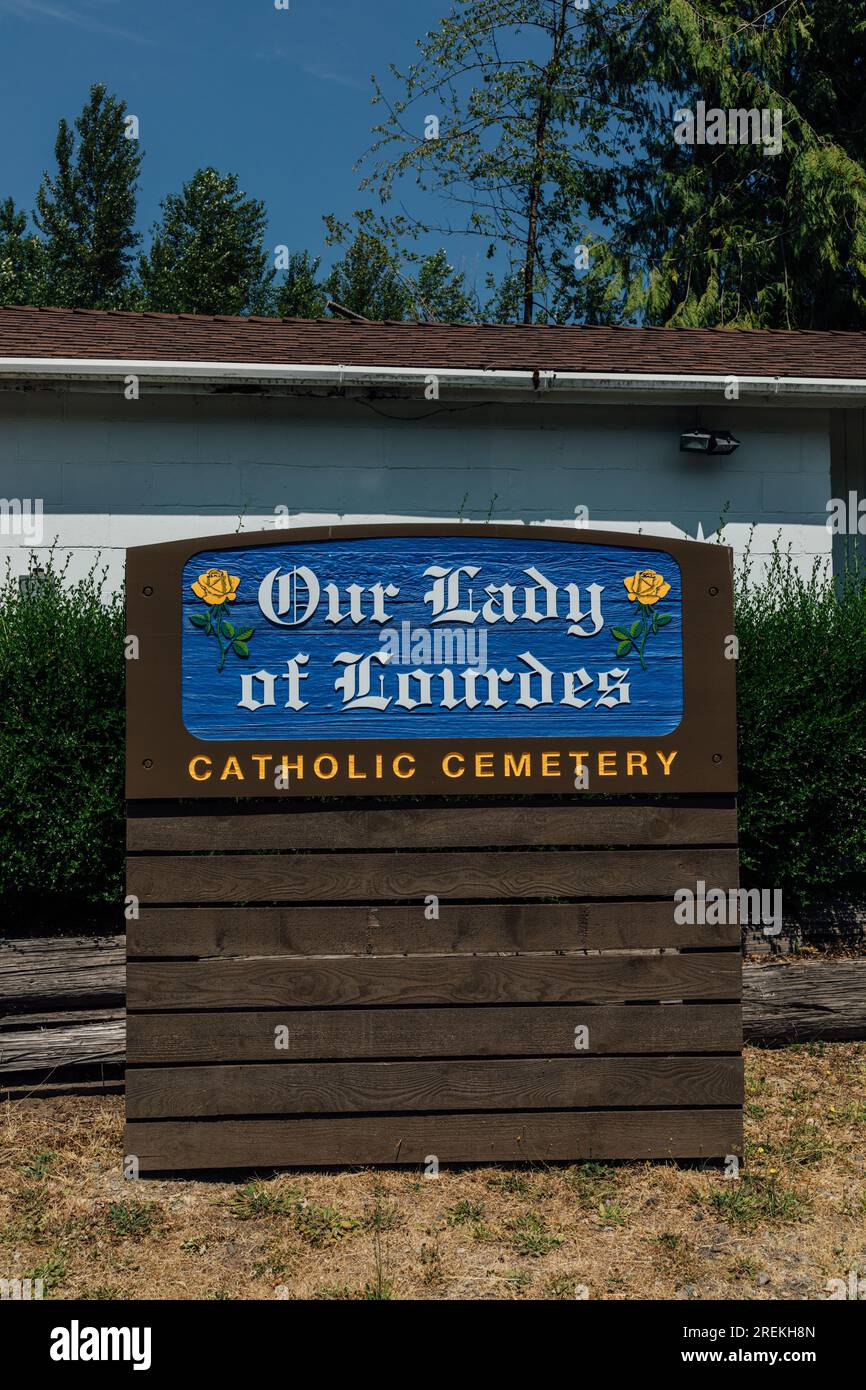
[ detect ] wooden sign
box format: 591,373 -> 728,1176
124,525 -> 742,1174
126,524 -> 736,797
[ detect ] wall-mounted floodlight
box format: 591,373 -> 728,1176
679,429 -> 741,456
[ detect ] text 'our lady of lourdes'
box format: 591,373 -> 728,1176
239,561 -> 634,716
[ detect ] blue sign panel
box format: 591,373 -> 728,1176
181,534 -> 683,741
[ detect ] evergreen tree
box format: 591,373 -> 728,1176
324,221 -> 411,320
138,169 -> 273,316
577,1 -> 866,329
0,198 -> 48,306
273,251 -> 328,318
34,83 -> 142,309
324,212 -> 478,321
414,249 -> 476,322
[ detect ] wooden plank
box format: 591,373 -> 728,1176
3,1077 -> 124,1100
127,848 -> 739,903
0,1006 -> 124,1030
0,937 -> 125,1011
127,1003 -> 743,1063
127,952 -> 740,1010
127,803 -> 738,853
128,902 -> 739,956
125,1109 -> 743,1170
125,1055 -> 744,1118
0,1014 -> 126,1075
743,959 -> 866,1043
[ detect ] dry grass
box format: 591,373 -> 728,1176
1,1043 -> 864,1301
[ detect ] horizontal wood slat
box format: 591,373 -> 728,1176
127,848 -> 739,903
128,902 -> 739,956
125,1109 -> 744,1171
125,1056 -> 744,1118
127,1003 -> 743,1063
125,796 -> 743,1170
127,951 -> 741,1011
127,803 -> 738,853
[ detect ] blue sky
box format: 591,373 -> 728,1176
0,0 -> 493,287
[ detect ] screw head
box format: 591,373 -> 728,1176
142,758 -> 153,769
712,753 -> 722,763
143,585 -> 153,596
709,586 -> 719,596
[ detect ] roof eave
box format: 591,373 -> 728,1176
0,356 -> 865,402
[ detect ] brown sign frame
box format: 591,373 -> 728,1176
126,522 -> 737,799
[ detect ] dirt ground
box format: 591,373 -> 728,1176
1,1042 -> 864,1301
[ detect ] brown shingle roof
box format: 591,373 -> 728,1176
1,304 -> 866,378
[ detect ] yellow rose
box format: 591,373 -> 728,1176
624,568 -> 671,606
191,569 -> 240,606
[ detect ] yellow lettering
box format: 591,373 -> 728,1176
443,752 -> 465,778
504,752 -> 531,778
656,750 -> 678,776
220,756 -> 243,781
393,753 -> 415,779
627,751 -> 648,776
314,754 -> 339,780
541,751 -> 561,777
597,751 -> 617,777
475,752 -> 494,778
348,754 -> 366,780
188,755 -> 212,782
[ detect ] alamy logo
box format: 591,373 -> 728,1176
674,101 -> 782,158
0,497 -> 43,543
674,881 -> 782,934
826,1271 -> 866,1299
378,620 -> 488,669
49,1320 -> 152,1371
0,1277 -> 43,1299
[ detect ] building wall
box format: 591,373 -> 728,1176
0,385 -> 834,592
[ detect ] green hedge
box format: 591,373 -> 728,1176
734,540 -> 866,907
0,558 -> 124,923
0,544 -> 864,924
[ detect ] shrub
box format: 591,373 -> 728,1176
735,539 -> 866,907
0,555 -> 124,922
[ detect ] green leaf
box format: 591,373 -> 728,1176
220,620 -> 235,638
232,640 -> 249,657
234,628 -> 254,641
616,640 -> 632,656
629,619 -> 642,637
655,613 -> 672,627
189,613 -> 208,628
610,626 -> 629,640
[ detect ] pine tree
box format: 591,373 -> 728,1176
138,169 -> 274,316
34,84 -> 142,309
273,251 -> 328,318
414,249 -> 476,322
0,199 -> 49,306
323,223 -> 411,320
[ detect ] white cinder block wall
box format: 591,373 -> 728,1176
0,387 -> 834,593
